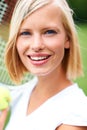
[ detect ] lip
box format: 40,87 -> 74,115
27,53 -> 51,66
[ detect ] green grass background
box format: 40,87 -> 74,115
75,24 -> 87,95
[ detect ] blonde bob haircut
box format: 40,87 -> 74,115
5,0 -> 83,84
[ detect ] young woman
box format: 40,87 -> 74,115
1,0 -> 87,129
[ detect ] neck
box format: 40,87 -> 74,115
35,67 -> 72,95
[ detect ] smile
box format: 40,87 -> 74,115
29,56 -> 50,61
27,54 -> 51,66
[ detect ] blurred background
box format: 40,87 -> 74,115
0,0 -> 87,95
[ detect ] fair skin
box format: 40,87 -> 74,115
1,3 -> 86,130
0,109 -> 8,130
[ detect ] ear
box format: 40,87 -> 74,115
64,37 -> 70,49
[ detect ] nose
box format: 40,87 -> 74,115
31,34 -> 45,52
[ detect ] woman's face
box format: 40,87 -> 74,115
16,4 -> 69,76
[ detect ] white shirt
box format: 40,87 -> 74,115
5,77 -> 87,130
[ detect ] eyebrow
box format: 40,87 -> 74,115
19,28 -> 31,32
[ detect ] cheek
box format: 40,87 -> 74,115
16,43 -> 21,56
16,41 -> 27,65
48,39 -> 66,60
46,38 -> 65,52
16,43 -> 24,61
16,39 -> 27,55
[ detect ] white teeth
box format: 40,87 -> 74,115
30,56 -> 47,61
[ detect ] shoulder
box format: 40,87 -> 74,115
56,124 -> 87,130
66,83 -> 87,108
54,83 -> 87,127
62,83 -> 87,103
61,84 -> 87,127
57,83 -> 87,107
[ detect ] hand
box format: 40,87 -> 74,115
0,108 -> 8,130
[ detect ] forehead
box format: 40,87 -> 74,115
20,3 -> 63,28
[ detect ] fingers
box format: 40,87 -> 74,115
0,108 -> 9,130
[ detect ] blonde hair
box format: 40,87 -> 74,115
5,0 -> 83,84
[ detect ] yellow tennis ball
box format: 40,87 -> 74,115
0,87 -> 11,110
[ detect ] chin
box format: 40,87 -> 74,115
31,70 -> 53,77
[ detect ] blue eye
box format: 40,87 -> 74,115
20,31 -> 31,36
45,30 -> 57,35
